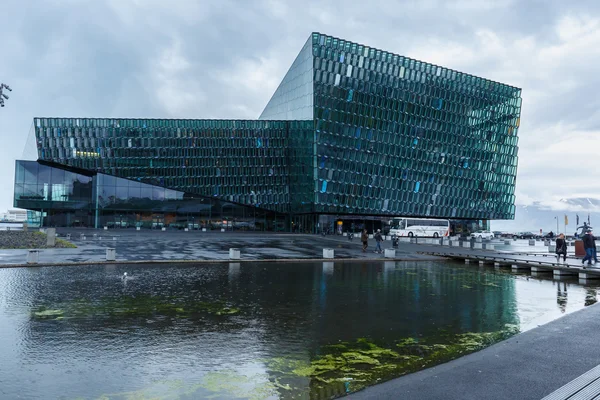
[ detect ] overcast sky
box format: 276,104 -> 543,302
1,0 -> 599,229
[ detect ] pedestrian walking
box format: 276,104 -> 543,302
374,229 -> 383,253
361,229 -> 368,253
555,233 -> 567,262
592,231 -> 598,264
582,230 -> 595,267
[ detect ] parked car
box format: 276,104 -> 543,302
492,231 -> 503,237
513,232 -> 536,239
470,230 -> 494,240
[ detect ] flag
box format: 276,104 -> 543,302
577,214 -> 580,225
564,215 -> 569,225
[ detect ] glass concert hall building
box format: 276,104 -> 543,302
14,32 -> 522,232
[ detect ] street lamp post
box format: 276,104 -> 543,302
554,216 -> 559,235
0,83 -> 12,107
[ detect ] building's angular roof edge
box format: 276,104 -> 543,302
258,34 -> 314,120
31,117 -> 310,122
311,31 -> 522,92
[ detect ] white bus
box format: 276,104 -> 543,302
389,217 -> 450,238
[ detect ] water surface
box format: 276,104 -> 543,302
0,261 -> 597,399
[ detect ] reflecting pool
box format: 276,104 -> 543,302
0,261 -> 597,399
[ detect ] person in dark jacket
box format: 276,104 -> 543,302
582,230 -> 595,266
555,233 -> 567,262
361,229 -> 368,253
374,229 -> 383,253
593,233 -> 598,264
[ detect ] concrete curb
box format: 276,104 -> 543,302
0,256 -> 447,269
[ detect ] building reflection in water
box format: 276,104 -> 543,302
556,281 -> 568,313
585,288 -> 598,306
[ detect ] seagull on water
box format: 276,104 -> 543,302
122,272 -> 128,280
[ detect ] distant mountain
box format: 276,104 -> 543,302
491,197 -> 600,234
556,197 -> 600,208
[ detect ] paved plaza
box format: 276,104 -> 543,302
0,229 -> 443,266
1,229 -> 598,270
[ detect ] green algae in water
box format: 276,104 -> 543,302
32,297 -> 240,321
32,307 -> 64,319
265,324 -> 521,397
396,337 -> 419,346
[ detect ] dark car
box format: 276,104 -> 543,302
513,231 -> 535,239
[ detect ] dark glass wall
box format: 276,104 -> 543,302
14,161 -> 288,230
288,120 -> 316,214
33,119 -> 313,214
310,32 -> 521,220
14,160 -> 94,226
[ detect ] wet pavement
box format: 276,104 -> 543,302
0,229 -> 595,269
0,229 -> 443,266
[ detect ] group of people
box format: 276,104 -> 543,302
358,228 -> 598,265
555,230 -> 597,267
360,229 -> 384,253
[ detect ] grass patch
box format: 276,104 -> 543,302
56,238 -> 77,248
